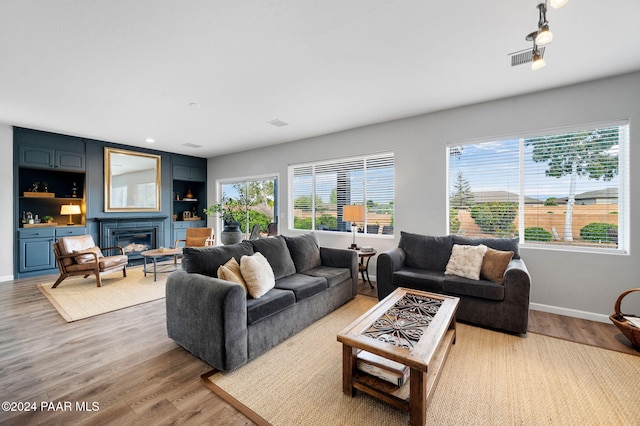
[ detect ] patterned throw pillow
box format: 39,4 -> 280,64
217,257 -> 248,295
445,244 -> 488,280
240,252 -> 275,299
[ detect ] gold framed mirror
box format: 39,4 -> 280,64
104,147 -> 161,212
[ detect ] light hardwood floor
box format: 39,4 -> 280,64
1,272 -> 636,425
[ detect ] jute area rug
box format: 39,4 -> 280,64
38,266 -> 166,322
203,295 -> 640,426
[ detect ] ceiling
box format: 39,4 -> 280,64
1,1 -> 639,158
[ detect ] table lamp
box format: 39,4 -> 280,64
343,205 -> 365,249
60,204 -> 81,226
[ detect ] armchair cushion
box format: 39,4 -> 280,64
57,234 -> 99,267
73,247 -> 104,264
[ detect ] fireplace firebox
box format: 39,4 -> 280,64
99,218 -> 166,262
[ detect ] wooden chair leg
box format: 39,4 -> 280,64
122,266 -> 127,278
52,274 -> 68,289
95,269 -> 102,287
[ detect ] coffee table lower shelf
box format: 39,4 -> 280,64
348,328 -> 456,416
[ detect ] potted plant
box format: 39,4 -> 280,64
203,197 -> 242,245
42,215 -> 54,224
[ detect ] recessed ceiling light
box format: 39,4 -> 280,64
267,119 -> 288,127
145,138 -> 155,143
182,143 -> 203,148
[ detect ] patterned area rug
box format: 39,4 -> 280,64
203,295 -> 640,425
38,266 -> 167,322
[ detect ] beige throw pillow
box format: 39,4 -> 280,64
240,252 -> 275,299
73,246 -> 104,264
445,244 -> 488,280
480,247 -> 514,284
217,257 -> 248,295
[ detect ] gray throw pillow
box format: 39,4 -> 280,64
251,236 -> 297,280
283,233 -> 322,272
399,232 -> 453,271
182,241 -> 254,277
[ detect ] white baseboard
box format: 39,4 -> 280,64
0,274 -> 15,282
530,302 -> 610,324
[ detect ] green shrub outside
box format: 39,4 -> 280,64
580,222 -> 618,243
449,207 -> 460,234
470,202 -> 517,237
524,227 -> 553,242
293,214 -> 338,231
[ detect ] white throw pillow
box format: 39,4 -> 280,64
445,244 -> 488,280
217,257 -> 248,295
240,252 -> 275,299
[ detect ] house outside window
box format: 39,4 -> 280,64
289,153 -> 395,236
448,122 -> 628,252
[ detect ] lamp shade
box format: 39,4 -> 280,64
343,205 -> 365,222
60,204 -> 81,215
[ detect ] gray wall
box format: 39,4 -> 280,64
208,71 -> 640,322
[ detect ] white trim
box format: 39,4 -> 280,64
0,274 -> 14,282
530,302 -> 610,323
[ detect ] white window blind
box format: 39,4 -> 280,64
290,153 -> 395,235
448,123 -> 628,252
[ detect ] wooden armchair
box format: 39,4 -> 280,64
52,235 -> 128,288
175,227 -> 215,248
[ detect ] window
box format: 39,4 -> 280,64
290,153 -> 395,235
219,176 -> 278,238
448,122 -> 628,252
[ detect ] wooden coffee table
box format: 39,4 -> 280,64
140,248 -> 182,281
337,287 -> 459,426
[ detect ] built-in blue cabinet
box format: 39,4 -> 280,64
17,227 -> 86,274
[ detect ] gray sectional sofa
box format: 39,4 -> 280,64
376,232 -> 531,334
166,233 -> 358,371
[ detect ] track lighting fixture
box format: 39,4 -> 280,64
535,3 -> 553,46
508,1 -> 569,71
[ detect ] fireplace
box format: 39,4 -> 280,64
99,218 -> 166,262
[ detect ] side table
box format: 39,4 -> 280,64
356,249 -> 376,289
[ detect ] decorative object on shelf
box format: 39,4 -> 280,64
24,192 -> 55,198
42,215 -> 54,223
60,203 -> 81,226
184,188 -> 194,199
175,192 -> 181,201
31,182 -> 40,192
26,211 -> 34,224
43,182 -> 49,193
72,182 -> 78,198
183,210 -> 192,219
343,205 -> 365,249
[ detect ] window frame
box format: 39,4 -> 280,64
288,152 -> 395,237
446,120 -> 629,254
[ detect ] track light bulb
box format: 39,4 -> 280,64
550,0 -> 569,9
532,54 -> 546,71
535,26 -> 553,46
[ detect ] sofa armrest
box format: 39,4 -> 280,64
320,247 -> 358,296
166,271 -> 248,371
376,247 -> 407,300
501,258 -> 532,333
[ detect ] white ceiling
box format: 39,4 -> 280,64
1,1 -> 639,158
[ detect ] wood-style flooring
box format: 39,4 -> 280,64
0,272 -> 636,425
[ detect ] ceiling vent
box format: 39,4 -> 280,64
509,46 -> 545,66
267,119 -> 288,127
182,143 -> 203,149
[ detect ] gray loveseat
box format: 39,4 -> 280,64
376,232 -> 531,334
166,233 -> 358,371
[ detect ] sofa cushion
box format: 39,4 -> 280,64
302,266 -> 351,288
217,257 -> 248,294
392,268 -> 444,293
481,248 -> 514,284
445,244 -> 488,280
274,273 -> 328,301
453,235 -> 520,259
182,242 -> 254,277
283,233 -> 322,272
399,232 -> 453,271
442,275 -> 505,301
241,252 -> 276,299
251,236 -> 296,280
246,288 -> 296,325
